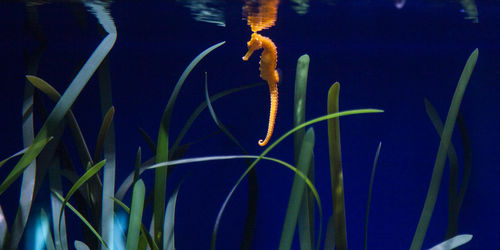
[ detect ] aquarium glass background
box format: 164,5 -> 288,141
0,0 -> 499,249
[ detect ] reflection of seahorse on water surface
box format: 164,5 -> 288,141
242,0 -> 280,146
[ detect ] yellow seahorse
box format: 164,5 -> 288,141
242,0 -> 280,146
243,32 -> 280,146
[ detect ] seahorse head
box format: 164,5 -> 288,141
242,33 -> 264,61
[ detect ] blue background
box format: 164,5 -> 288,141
1,0 -> 500,249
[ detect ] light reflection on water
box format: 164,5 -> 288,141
18,0 -> 479,24
177,0 -> 478,24
177,0 -> 226,27
84,0 -> 116,34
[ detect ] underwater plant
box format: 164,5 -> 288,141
0,40 -> 477,249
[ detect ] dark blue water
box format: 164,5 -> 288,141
1,1 -> 499,249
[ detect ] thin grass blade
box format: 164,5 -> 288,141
424,99 -> 461,239
26,75 -> 61,101
428,234 -> 473,250
27,76 -> 100,228
279,128 -> 315,250
28,132 -> 68,250
171,82 -> 263,153
0,148 -> 28,168
126,180 -> 146,250
114,214 -> 127,250
39,10 -> 115,138
0,136 -> 52,196
410,49 -> 478,250
364,142 -> 382,250
203,72 -> 257,250
139,128 -> 157,153
115,156 -> 155,200
59,169 -> 92,206
293,54 -> 310,162
204,72 -> 245,151
134,147 -> 142,184
293,54 -> 314,250
53,192 -> 107,248
148,216 -> 154,249
74,241 -> 90,250
58,160 -> 106,244
81,4 -> 118,248
327,82 -> 348,250
9,81 -> 37,249
164,183 -> 181,250
94,106 -> 115,162
27,75 -> 94,167
49,157 -> 68,250
138,236 -> 147,250
323,215 -> 335,250
0,206 -> 7,249
455,113 -> 472,224
154,41 -> 225,246
58,164 -> 97,246
94,27 -> 117,250
113,198 -> 159,250
298,156 -> 314,250
40,209 -> 56,250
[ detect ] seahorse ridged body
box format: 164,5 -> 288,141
242,0 -> 280,146
243,33 -> 279,146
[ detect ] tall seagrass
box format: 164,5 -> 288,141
410,49 -> 478,250
327,82 -> 348,250
154,41 -> 225,246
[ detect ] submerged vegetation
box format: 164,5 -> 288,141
0,41 -> 477,249
0,2 -> 483,250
